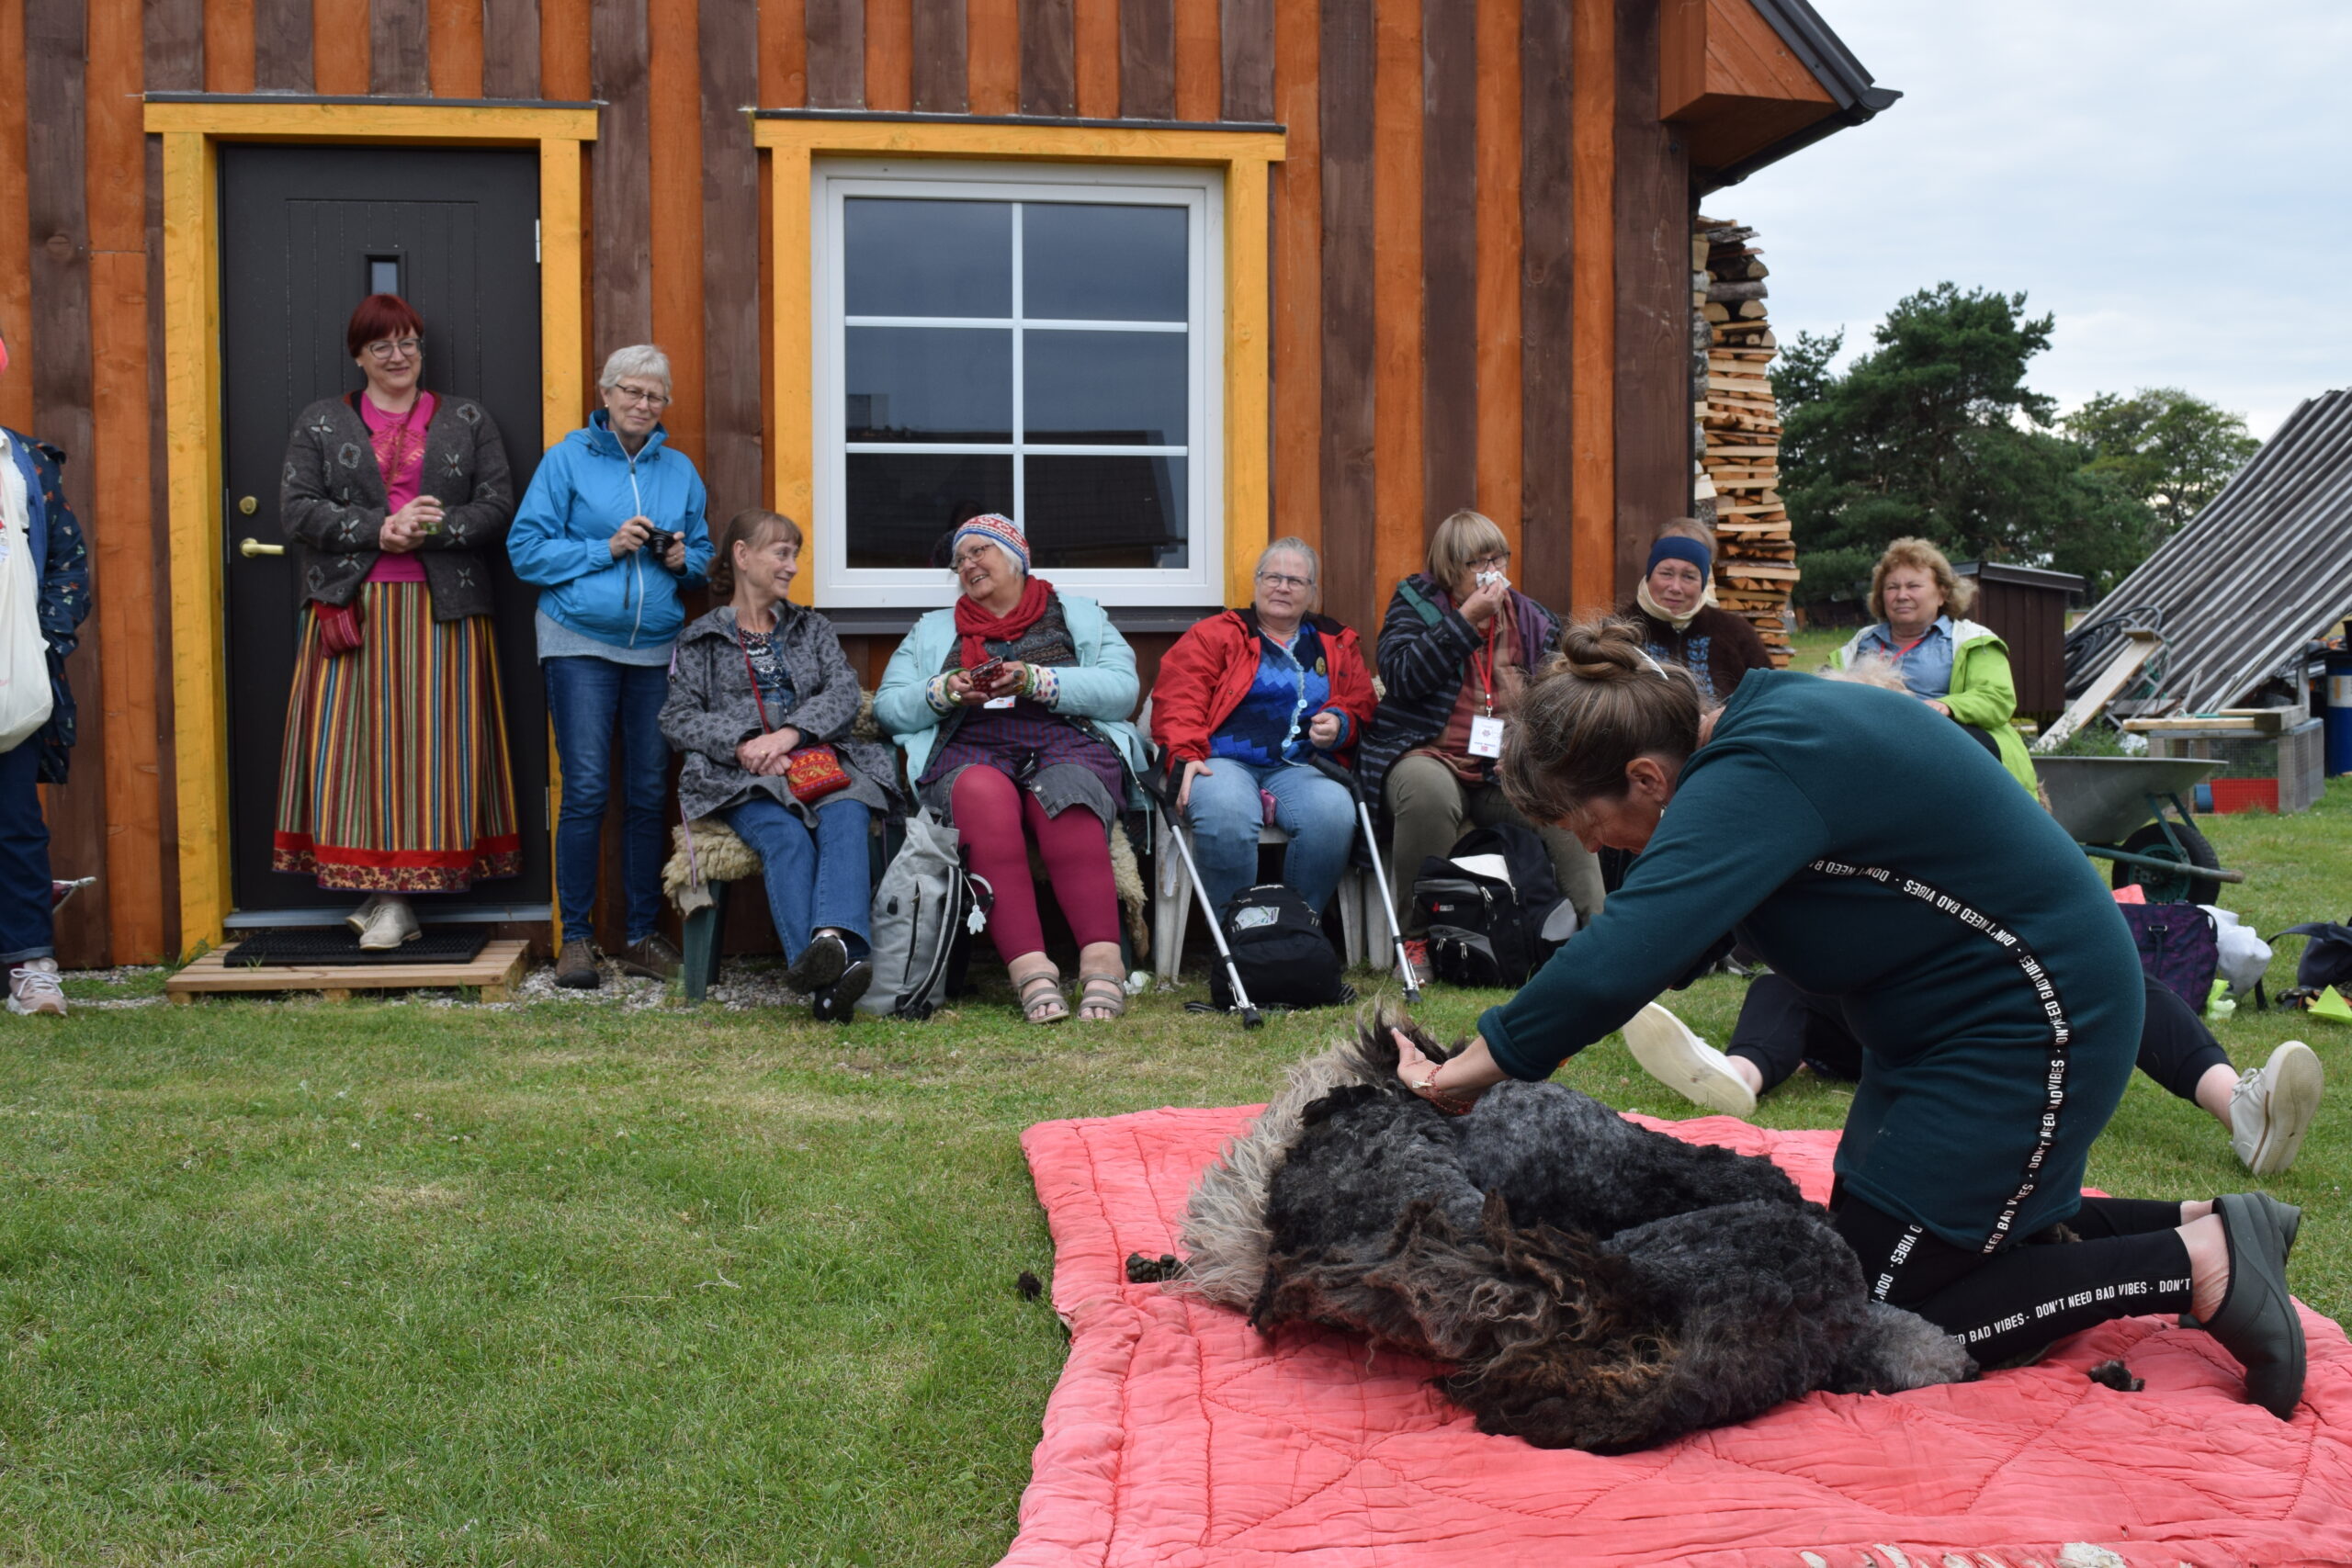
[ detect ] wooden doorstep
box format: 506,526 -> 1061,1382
164,939 -> 532,1004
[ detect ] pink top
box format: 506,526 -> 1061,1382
361,389 -> 436,583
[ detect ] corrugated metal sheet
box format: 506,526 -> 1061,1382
2065,388 -> 2352,713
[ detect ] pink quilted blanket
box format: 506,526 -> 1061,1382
1009,1104 -> 2352,1568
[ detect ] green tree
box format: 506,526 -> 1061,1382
1771,284 -> 2154,602
2061,387 -> 2258,544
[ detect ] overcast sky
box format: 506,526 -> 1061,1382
1724,2 -> 2352,442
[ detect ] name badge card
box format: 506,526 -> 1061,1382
1468,715 -> 1507,759
983,694 -> 1017,710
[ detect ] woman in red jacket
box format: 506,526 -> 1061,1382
1149,538 -> 1376,919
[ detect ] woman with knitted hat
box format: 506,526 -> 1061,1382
1616,519 -> 1774,705
873,513 -> 1145,1022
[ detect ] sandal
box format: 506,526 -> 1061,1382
1013,964 -> 1069,1024
1077,971 -> 1127,1022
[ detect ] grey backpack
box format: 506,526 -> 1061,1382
858,809 -> 991,1020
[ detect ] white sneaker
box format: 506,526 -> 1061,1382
345,893 -> 385,934
1622,1001 -> 1758,1117
2231,1041 -> 2324,1176
356,897 -> 422,952
6,957 -> 65,1017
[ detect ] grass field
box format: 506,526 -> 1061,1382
1,780 -> 2346,1563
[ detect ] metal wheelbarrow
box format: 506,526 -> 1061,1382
2031,755 -> 2244,905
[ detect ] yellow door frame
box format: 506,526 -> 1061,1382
751,117 -> 1286,610
145,98 -> 596,954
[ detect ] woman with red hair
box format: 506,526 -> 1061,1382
273,294 -> 520,947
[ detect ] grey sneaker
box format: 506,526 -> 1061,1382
1622,1001 -> 1758,1117
2230,1041 -> 2324,1176
6,958 -> 65,1017
554,940 -> 602,989
345,893 -> 385,934
617,934 -> 683,982
356,896 -> 421,952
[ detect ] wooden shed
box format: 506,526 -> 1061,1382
0,0 -> 1890,964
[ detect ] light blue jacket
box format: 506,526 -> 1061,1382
507,412 -> 716,651
873,590 -> 1146,804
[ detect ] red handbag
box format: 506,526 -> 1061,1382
313,598 -> 365,656
741,634 -> 853,805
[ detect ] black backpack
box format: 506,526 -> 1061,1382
1209,884 -> 1349,1011
1413,824 -> 1576,987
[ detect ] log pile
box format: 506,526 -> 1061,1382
1691,217 -> 1795,666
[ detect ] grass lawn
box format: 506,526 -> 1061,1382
3,783 -> 2348,1563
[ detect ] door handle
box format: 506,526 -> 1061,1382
239,537 -> 286,558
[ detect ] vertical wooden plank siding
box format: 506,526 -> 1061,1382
89,0 -> 164,963
967,0 -> 1019,115
910,0 -> 967,110
144,134 -> 182,959
1019,0 -> 1074,116
254,0 -> 316,90
1317,0 -> 1375,637
207,0 -> 257,90
543,0 -> 594,98
0,0 -> 31,439
373,0 -> 432,93
650,0 -> 706,468
764,141 -> 815,580
866,0 -> 914,109
1072,0 -> 1116,118
807,0 -> 866,106
1419,0 -> 1476,525
1516,0 -> 1571,615
1117,0 -> 1172,121
429,0 -> 487,96
593,0 -> 656,345
1268,0 -> 1317,556
146,0 -> 205,91
1611,0 -> 1688,598
760,0 -> 808,105
1220,0 -> 1272,122
1172,0 -> 1218,122
702,0 -> 763,520
483,0 -> 543,96
539,141 -> 588,446
313,0 -> 372,94
26,0 -> 108,964
1223,152 -> 1271,607
1472,0 -> 1519,552
1369,0 -> 1422,598
1566,0 -> 1613,613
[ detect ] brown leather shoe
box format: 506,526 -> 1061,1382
618,934 -> 683,982
554,940 -> 601,989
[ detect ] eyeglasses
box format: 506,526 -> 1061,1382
609,384 -> 672,409
364,337 -> 423,361
1256,571 -> 1313,592
1468,551 -> 1511,571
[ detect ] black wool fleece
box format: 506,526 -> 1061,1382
1479,671 -> 2145,1254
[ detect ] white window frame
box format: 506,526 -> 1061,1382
810,156 -> 1226,609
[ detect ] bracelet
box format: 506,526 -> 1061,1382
1411,1071 -> 1475,1116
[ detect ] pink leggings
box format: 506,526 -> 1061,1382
951,765 -> 1123,964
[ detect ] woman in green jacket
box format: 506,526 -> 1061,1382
1833,537 -> 2037,793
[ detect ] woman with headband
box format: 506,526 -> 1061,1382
1617,518 -> 1773,704
1389,615 -> 2308,1423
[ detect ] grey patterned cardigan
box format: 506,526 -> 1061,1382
279,391 -> 515,620
659,604 -> 901,824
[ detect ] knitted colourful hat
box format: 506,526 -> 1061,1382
951,512 -> 1029,573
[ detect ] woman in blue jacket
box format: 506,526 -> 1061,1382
508,344 -> 715,988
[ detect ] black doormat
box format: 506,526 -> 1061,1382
220,927 -> 492,967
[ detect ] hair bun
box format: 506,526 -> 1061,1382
1556,618 -> 1651,682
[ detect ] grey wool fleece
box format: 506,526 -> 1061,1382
279,392 -> 515,621
658,604 -> 901,824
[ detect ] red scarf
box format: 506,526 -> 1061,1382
956,575 -> 1055,669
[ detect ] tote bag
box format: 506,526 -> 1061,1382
0,502 -> 52,754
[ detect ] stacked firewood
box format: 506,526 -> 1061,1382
1690,218 -> 1795,666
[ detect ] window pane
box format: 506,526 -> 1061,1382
1023,457 -> 1187,570
846,454 -> 1015,570
844,198 -> 1012,318
845,327 -> 1012,443
1024,331 -> 1188,446
1023,204 -> 1188,322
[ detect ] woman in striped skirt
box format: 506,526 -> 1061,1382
273,293 -> 521,948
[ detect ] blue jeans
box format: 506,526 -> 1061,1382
1182,757 -> 1355,918
722,793 -> 873,963
0,740 -> 52,964
545,655 -> 671,945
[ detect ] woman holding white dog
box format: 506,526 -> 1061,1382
1394,616 -> 2306,1420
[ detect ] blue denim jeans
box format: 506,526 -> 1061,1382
722,793 -> 873,964
545,655 -> 671,944
0,740 -> 52,964
1182,756 -> 1355,918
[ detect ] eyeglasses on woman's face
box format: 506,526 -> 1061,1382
607,383 -> 672,409
1468,551 -> 1511,572
364,336 -> 423,362
1256,570 -> 1312,592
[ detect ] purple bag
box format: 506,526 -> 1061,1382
2120,903 -> 2220,1010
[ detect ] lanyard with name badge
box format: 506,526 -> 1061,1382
1466,621 -> 1506,759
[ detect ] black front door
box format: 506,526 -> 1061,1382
219,144 -> 549,914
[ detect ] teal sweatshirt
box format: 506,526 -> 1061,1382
1477,671 -> 2143,1252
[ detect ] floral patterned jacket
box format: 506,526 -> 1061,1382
2,428 -> 91,783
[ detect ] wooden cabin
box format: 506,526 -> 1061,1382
0,0 -> 1890,964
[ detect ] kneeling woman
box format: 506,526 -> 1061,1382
1395,619 -> 2306,1418
660,510 -> 899,1018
